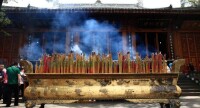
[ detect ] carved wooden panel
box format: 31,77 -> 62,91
4,36 -> 13,53
3,53 -> 11,58
187,36 -> 196,54
12,34 -> 20,53
11,57 -> 19,63
181,36 -> 188,57
12,53 -> 19,58
1,57 -> 9,67
181,21 -> 200,30
190,58 -> 197,67
0,36 -> 4,52
195,35 -> 200,53
197,59 -> 200,71
179,32 -> 200,70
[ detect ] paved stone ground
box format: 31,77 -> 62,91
0,96 -> 200,108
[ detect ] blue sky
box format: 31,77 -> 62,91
3,0 -> 181,8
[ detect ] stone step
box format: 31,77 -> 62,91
178,75 -> 200,96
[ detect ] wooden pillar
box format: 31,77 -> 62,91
145,33 -> 148,56
106,32 -> 110,53
75,32 -> 80,45
186,33 -> 190,58
42,33 -> 45,54
122,31 -> 127,54
156,33 -> 159,52
65,32 -> 70,53
173,32 -> 182,58
53,33 -> 56,53
132,32 -> 136,54
194,33 -> 198,63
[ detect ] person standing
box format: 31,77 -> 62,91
0,64 -> 8,104
0,64 -> 6,100
19,66 -> 27,102
5,62 -> 22,107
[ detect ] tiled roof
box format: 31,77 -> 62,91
2,3 -> 200,15
57,3 -> 143,9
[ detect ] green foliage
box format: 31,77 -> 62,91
181,0 -> 200,7
188,0 -> 200,7
0,10 -> 11,26
0,10 -> 11,36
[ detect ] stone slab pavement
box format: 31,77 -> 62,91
0,96 -> 200,108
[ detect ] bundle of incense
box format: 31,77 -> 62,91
96,54 -> 100,73
104,55 -> 108,73
82,54 -> 86,73
162,54 -> 167,73
92,52 -> 97,73
89,53 -> 94,73
56,54 -> 60,73
61,54 -> 66,73
80,54 -> 83,73
43,54 -> 48,73
39,59 -> 44,73
76,54 -> 80,73
122,55 -> 126,73
36,51 -> 169,74
50,55 -> 55,73
118,52 -> 123,73
126,52 -> 131,73
144,56 -> 150,73
101,54 -> 106,73
108,53 -> 112,73
132,61 -> 136,73
99,55 -> 102,73
88,55 -> 91,73
142,60 -> 145,73
154,53 -> 158,73
158,52 -> 163,73
135,52 -> 140,73
151,53 -> 155,73
113,61 -> 118,73
139,57 -> 142,73
86,61 -> 89,73
47,55 -> 50,73
66,56 -> 70,73
69,52 -> 74,73
48,56 -> 52,73
50,54 -> 54,73
78,54 -> 81,73
63,57 -> 67,73
35,62 -> 38,73
52,54 -> 56,73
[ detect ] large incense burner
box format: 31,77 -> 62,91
22,52 -> 185,108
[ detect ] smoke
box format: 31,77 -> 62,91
19,38 -> 43,61
71,44 -> 82,54
19,11 -> 141,60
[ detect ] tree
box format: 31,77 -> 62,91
188,0 -> 200,7
0,10 -> 11,36
0,0 -> 3,9
181,0 -> 200,7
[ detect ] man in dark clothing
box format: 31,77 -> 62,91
5,62 -> 22,107
0,64 -> 5,100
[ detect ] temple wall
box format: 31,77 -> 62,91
173,32 -> 200,71
0,30 -> 199,71
0,32 -> 24,66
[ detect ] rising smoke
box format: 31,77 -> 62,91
19,11 -> 139,60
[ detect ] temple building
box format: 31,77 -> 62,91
0,0 -> 200,69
